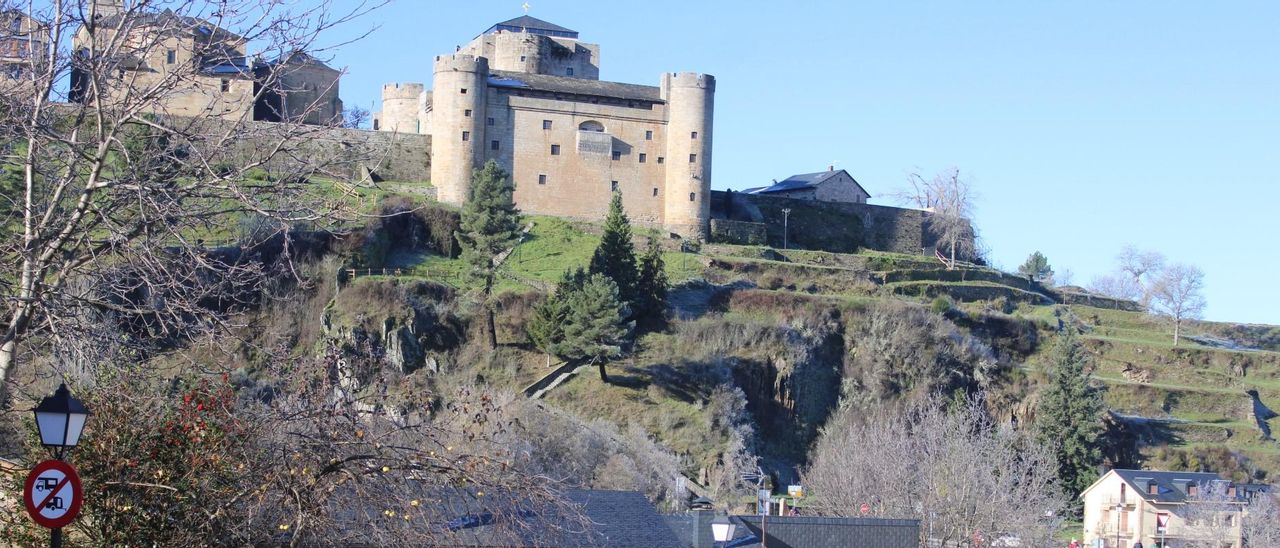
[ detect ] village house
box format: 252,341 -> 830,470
744,167 -> 871,204
1080,469 -> 1267,548
0,9 -> 47,87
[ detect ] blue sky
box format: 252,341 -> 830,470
323,1 -> 1280,324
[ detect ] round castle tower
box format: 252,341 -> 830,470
430,54 -> 489,205
661,73 -> 715,239
378,83 -> 424,133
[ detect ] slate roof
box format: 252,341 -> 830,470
749,169 -> 868,197
485,16 -> 578,38
1100,469 -> 1250,504
434,489 -> 683,547
488,70 -> 662,103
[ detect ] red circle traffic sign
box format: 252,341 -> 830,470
23,460 -> 84,529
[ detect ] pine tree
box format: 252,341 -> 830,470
555,273 -> 629,383
526,270 -> 582,367
588,193 -> 638,308
456,160 -> 522,349
634,238 -> 669,330
1037,328 -> 1103,511
1018,251 -> 1053,283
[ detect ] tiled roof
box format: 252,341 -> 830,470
491,16 -> 575,34
1108,469 -> 1250,504
488,70 -> 661,103
434,489 -> 683,547
749,169 -> 867,196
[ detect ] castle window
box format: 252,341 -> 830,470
689,153 -> 697,163
611,180 -> 619,192
166,50 -> 176,64
579,120 -> 606,132
689,192 -> 696,202
551,144 -> 560,155
657,157 -> 665,164
638,153 -> 646,163
9,16 -> 20,33
645,130 -> 653,140
612,151 -> 621,161
652,188 -> 658,197
691,131 -> 698,139
462,131 -> 470,142
220,79 -> 230,92
373,119 -> 380,130
519,55 -> 526,62
487,117 -> 495,126
490,140 -> 499,150
460,88 -> 467,94
464,109 -> 472,117
566,67 -> 574,76
542,119 -> 552,130
538,174 -> 547,185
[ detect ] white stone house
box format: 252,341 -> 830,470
1080,469 -> 1264,548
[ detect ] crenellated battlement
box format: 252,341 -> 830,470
382,82 -> 424,98
433,54 -> 489,74
664,72 -> 716,90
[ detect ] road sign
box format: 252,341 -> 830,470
1156,512 -> 1170,533
23,460 -> 83,529
860,502 -> 870,515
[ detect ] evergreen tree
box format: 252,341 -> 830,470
526,269 -> 582,366
1036,328 -> 1104,511
456,160 -> 522,348
1018,251 -> 1053,283
588,193 -> 638,308
634,238 -> 669,329
555,273 -> 629,383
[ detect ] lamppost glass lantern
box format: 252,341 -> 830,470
711,514 -> 736,544
32,383 -> 90,454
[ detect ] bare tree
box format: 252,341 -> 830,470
0,0 -> 385,397
342,104 -> 371,129
1117,245 -> 1166,286
1087,273 -> 1143,302
896,167 -> 977,269
1177,480 -> 1247,548
1149,263 -> 1207,346
1245,492 -> 1280,547
803,395 -> 1067,547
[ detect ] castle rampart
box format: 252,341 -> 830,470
431,55 -> 489,205
374,82 -> 425,133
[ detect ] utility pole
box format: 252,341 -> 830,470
781,208 -> 791,250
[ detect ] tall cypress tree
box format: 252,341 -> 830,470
634,238 -> 669,330
456,160 -> 521,349
1037,328 -> 1104,509
588,193 -> 638,308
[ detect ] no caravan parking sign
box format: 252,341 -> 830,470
23,460 -> 84,529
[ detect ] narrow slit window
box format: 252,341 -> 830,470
220,79 -> 230,92
689,192 -> 696,202
652,188 -> 658,197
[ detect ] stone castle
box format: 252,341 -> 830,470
373,16 -> 715,239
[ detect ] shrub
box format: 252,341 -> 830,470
930,296 -> 953,314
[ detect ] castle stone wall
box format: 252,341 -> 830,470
211,119 -> 431,182
662,72 -> 715,239
713,191 -> 937,255
431,54 -> 489,204
375,82 -> 425,133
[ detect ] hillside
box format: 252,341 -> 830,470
228,191 -> 1280,501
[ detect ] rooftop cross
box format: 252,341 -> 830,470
522,2 -> 531,14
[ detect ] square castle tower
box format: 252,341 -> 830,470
375,16 -> 715,239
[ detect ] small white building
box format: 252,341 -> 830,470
1080,469 -> 1263,548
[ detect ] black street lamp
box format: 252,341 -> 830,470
32,383 -> 90,461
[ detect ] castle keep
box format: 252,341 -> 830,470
375,16 -> 715,239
